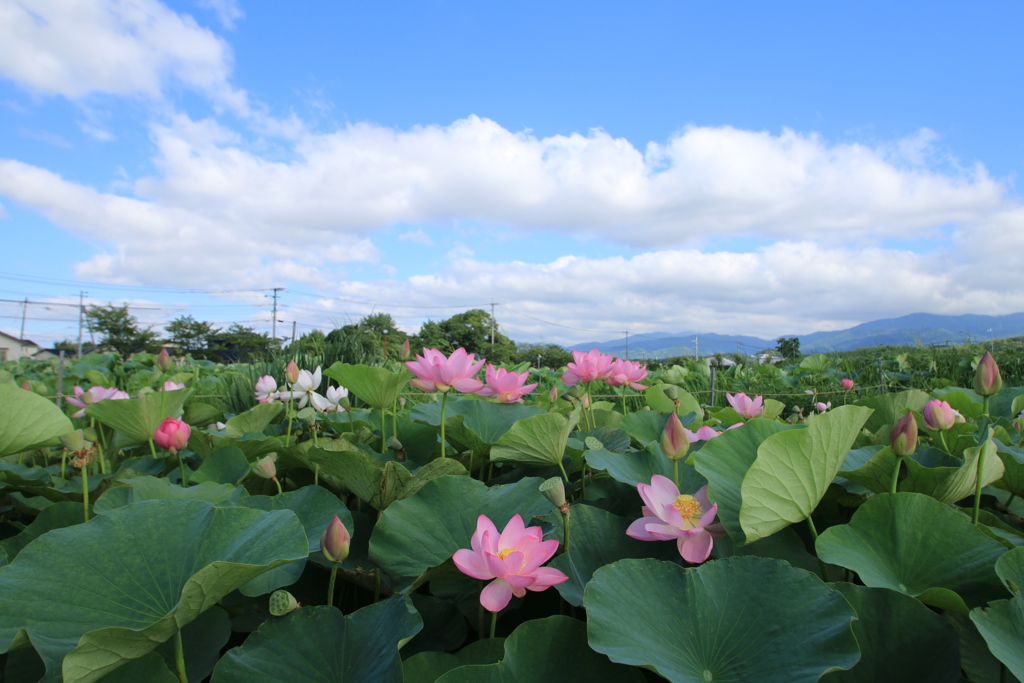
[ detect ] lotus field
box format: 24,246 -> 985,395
3,345 -> 1024,683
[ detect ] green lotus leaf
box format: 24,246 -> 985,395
295,447 -> 413,511
211,598 -> 421,682
96,652 -> 177,682
546,504 -> 677,606
229,486 -> 352,596
854,389 -> 929,433
369,475 -> 549,582
436,615 -> 643,682
403,593 -> 468,657
0,499 -> 308,683
739,406 -> 871,543
970,596 -> 1024,681
0,501 -> 85,562
0,383 -> 73,456
619,410 -> 673,447
153,607 -> 231,683
692,419 -> 799,544
0,461 -> 55,488
820,583 -> 960,683
323,363 -> 412,411
182,401 -> 223,428
206,433 -> 283,460
996,443 -> 1024,496
412,397 -> 546,445
489,409 -> 582,468
713,526 -> 824,578
86,388 -> 189,447
586,442 -> 705,492
840,442 -> 1005,504
403,639 -> 506,683
190,446 -> 252,486
224,402 -> 283,439
816,493 -> 1008,614
585,557 -> 859,683
945,611 -> 1023,683
643,385 -> 702,420
92,475 -> 249,513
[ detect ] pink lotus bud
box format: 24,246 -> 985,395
401,339 -> 411,359
549,386 -> 559,402
253,453 -> 278,479
582,394 -> 591,408
815,402 -> 831,413
922,399 -> 956,431
841,378 -> 854,390
20,381 -> 31,391
973,351 -> 1002,397
157,348 -> 173,371
320,515 -> 351,563
890,412 -> 918,457
286,360 -> 300,385
154,418 -> 191,454
660,412 -> 690,460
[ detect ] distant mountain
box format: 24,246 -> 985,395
565,312 -> 1024,358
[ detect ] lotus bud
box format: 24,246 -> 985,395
269,590 -> 299,616
539,477 -> 566,508
582,394 -> 591,408
286,360 -> 300,385
398,397 -> 406,408
320,515 -> 351,563
20,381 -> 31,391
297,406 -> 317,426
154,418 -> 191,455
401,339 -> 411,360
549,386 -> 558,402
253,453 -> 278,479
890,412 -> 918,457
841,378 -> 855,390
60,430 -> 88,452
387,436 -> 404,452
973,351 -> 1002,397
922,399 -> 956,431
157,348 -> 173,371
660,412 -> 690,460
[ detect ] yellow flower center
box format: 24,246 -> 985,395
673,495 -> 703,520
498,548 -> 514,560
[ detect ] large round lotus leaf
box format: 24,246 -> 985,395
85,388 -> 189,447
854,389 -> 930,433
0,499 -> 308,683
403,639 -> 506,683
713,526 -> 824,578
436,616 -> 644,682
820,583 -> 961,683
489,410 -> 582,468
546,504 -> 677,606
815,493 -> 1008,614
996,443 -> 1024,496
692,419 -> 798,544
0,383 -> 73,456
369,475 -> 550,580
323,363 -> 412,411
230,486 -> 352,596
211,598 -> 421,682
970,547 -> 1024,681
0,501 -> 85,562
153,607 -> 231,683
190,446 -> 252,486
223,402 -> 283,439
740,405 -> 872,543
585,557 -> 859,683
92,475 -> 249,513
412,397 -> 545,444
95,652 -> 177,682
586,442 -> 705,492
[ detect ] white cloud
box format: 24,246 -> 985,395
0,0 -> 246,110
196,0 -> 242,29
397,229 -> 433,246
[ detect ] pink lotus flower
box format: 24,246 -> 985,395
65,385 -> 130,418
476,365 -> 538,403
255,375 -> 279,403
841,378 -> 855,390
161,381 -> 185,391
154,418 -> 191,454
815,401 -> 831,413
405,348 -> 486,394
922,399 -> 957,431
606,358 -> 649,390
561,349 -> 614,386
453,514 -> 568,612
626,476 -> 725,563
726,392 -> 764,419
685,425 -> 722,442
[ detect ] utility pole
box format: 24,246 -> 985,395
77,291 -> 86,357
693,335 -> 699,360
490,302 -> 497,347
19,297 -> 27,340
270,288 -> 283,341
624,330 -> 629,360
291,321 -> 297,345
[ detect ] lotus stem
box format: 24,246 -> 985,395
327,561 -> 339,607
560,507 -> 570,554
81,465 -> 90,523
673,460 -> 680,489
285,401 -> 294,447
178,451 -> 188,487
973,440 -> 990,525
148,437 -> 158,460
1006,493 -> 1016,509
557,459 -> 569,483
173,629 -> 188,683
983,396 -> 990,418
90,419 -> 108,473
392,394 -> 398,440
477,582 -> 486,639
889,456 -> 902,495
805,516 -> 831,583
61,451 -> 67,479
314,463 -> 320,486
273,477 -> 283,495
469,450 -> 475,480
490,610 -> 498,639
439,391 -> 449,458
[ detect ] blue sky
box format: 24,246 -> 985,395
1,0 -> 1022,349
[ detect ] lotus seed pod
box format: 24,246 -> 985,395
584,436 -> 603,451
539,477 -> 566,507
60,430 -> 87,452
388,436 -> 404,451
269,590 -> 298,616
297,406 -> 317,426
253,453 -> 278,479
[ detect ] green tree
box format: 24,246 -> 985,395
288,329 -> 326,356
410,309 -> 516,363
207,324 -> 279,362
776,337 -> 802,360
165,315 -> 220,356
85,305 -> 160,358
512,343 -> 573,368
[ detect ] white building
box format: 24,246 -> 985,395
0,330 -> 43,362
